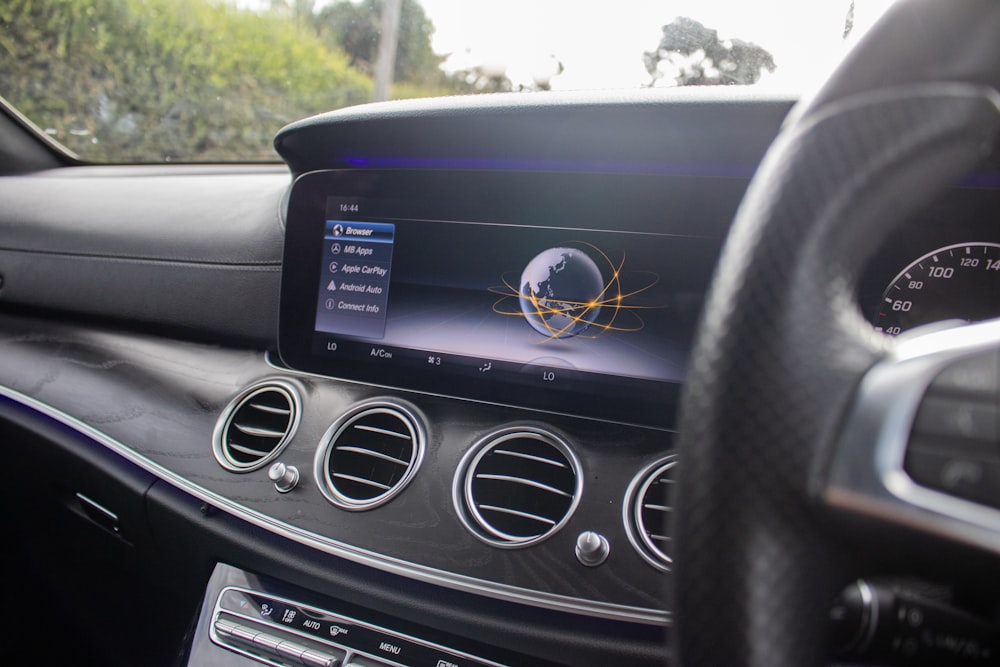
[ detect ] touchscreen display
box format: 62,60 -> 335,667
314,201 -> 695,385
279,170 -> 728,428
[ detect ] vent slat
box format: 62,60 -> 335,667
642,503 -> 672,512
226,442 -> 274,458
353,424 -> 412,440
493,449 -> 566,468
248,402 -> 292,416
232,423 -> 288,438
332,473 -> 392,491
477,504 -> 557,526
336,445 -> 409,466
474,473 -> 572,498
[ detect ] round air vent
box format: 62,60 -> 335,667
214,382 -> 300,472
315,401 -> 425,511
456,428 -> 582,548
624,456 -> 677,572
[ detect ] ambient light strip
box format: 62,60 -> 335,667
0,384 -> 670,627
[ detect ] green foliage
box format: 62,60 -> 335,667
315,0 -> 443,87
0,0 -> 371,162
643,17 -> 776,87
439,66 -> 514,94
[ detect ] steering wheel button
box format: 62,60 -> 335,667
907,435 -> 995,462
929,349 -> 1000,398
905,449 -> 1000,509
912,395 -> 998,444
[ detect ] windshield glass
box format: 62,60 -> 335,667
1,0 -> 895,163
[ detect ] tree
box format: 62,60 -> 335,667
643,17 -> 776,87
445,65 -> 514,94
843,0 -> 855,39
0,0 -> 371,162
315,0 -> 443,87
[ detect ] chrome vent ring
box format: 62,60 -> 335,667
624,456 -> 677,572
457,428 -> 582,548
315,400 -> 425,511
214,382 -> 300,472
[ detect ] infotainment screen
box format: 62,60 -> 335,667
279,169 -> 730,428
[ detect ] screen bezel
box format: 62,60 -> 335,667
278,169 -> 735,429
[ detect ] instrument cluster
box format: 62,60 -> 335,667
858,182 -> 1000,335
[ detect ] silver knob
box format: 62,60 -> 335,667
575,531 -> 610,567
268,462 -> 299,493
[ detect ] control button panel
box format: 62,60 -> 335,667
210,586 -> 506,667
904,349 -> 1000,507
215,615 -> 345,667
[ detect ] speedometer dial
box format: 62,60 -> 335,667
874,242 -> 1000,335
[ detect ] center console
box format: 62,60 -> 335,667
187,564 -> 557,667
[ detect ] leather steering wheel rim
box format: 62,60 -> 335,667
673,1 -> 1000,665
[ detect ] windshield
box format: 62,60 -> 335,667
1,0 -> 895,163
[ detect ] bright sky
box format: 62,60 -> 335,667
416,0 -> 898,91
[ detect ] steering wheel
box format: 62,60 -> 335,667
673,1 -> 1000,665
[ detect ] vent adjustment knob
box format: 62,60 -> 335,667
268,462 -> 299,493
575,531 -> 610,567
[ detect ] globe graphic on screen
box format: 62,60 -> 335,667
518,247 -> 605,338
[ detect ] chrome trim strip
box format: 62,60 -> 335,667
825,318 -> 1000,555
0,385 -> 669,625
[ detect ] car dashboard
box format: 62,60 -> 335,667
0,88 -> 998,667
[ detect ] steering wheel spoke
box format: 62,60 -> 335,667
828,318 -> 1000,557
